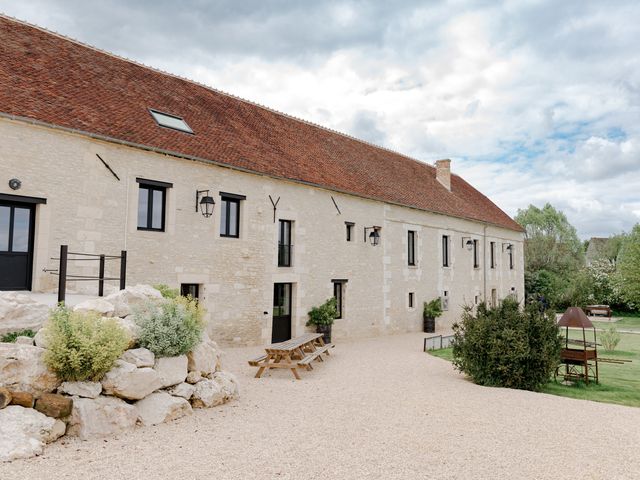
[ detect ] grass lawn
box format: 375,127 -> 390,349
428,317 -> 640,408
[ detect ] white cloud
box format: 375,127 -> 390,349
1,0 -> 639,238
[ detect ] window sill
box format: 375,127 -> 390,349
137,227 -> 165,232
219,234 -> 240,239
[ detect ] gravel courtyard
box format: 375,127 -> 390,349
3,333 -> 640,479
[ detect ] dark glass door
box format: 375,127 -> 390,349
272,283 -> 292,343
0,202 -> 35,290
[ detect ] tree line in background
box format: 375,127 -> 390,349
516,203 -> 640,313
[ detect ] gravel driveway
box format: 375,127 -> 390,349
4,333 -> 640,479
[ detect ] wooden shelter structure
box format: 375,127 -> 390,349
556,307 -> 599,384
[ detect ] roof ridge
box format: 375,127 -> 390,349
0,12 -> 444,171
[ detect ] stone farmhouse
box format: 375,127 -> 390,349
0,16 -> 524,345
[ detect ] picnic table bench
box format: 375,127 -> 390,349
585,305 -> 612,318
248,333 -> 334,379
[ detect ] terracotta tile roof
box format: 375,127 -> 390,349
0,16 -> 523,232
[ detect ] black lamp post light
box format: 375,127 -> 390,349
196,189 -> 215,218
364,226 -> 381,246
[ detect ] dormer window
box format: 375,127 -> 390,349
149,109 -> 193,134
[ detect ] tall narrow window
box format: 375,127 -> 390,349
137,178 -> 171,231
345,222 -> 354,242
408,230 -> 416,266
219,192 -> 245,238
509,246 -> 514,270
473,239 -> 480,268
490,241 -> 496,269
442,235 -> 450,267
408,292 -> 415,308
278,220 -> 292,267
332,280 -> 346,319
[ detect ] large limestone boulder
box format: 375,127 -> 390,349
0,344 -> 60,395
187,334 -> 222,376
33,328 -> 49,349
135,392 -> 192,426
154,355 -> 188,388
73,298 -> 115,317
121,348 -> 155,368
105,284 -> 163,318
101,360 -> 163,400
166,382 -> 195,400
106,317 -> 139,349
15,336 -> 34,346
191,379 -> 225,408
67,396 -> 137,440
0,406 -> 65,462
0,292 -> 50,335
212,371 -> 239,401
58,381 -> 102,399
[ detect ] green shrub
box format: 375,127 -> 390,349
134,296 -> 205,357
600,326 -> 621,352
423,298 -> 443,318
1,329 -> 36,343
153,283 -> 179,299
44,305 -> 129,382
306,298 -> 338,327
451,298 -> 562,391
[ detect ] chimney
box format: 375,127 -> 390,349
435,159 -> 451,191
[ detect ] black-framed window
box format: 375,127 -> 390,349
278,219 -> 292,267
219,192 -> 244,238
490,241 -> 496,269
442,235 -> 450,267
408,292 -> 415,308
408,230 -> 416,266
137,179 -> 171,231
332,280 -> 346,319
509,247 -> 514,270
473,239 -> 480,268
345,222 -> 354,242
180,283 -> 199,299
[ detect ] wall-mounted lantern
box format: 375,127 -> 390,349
461,237 -> 474,251
196,189 -> 215,218
364,226 -> 381,246
502,243 -> 513,252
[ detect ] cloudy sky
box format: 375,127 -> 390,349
2,0 -> 639,238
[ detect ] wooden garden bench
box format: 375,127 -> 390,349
298,343 -> 334,367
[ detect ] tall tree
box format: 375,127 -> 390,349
617,224 -> 640,307
515,203 -> 584,274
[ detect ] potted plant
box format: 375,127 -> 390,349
306,297 -> 338,343
423,298 -> 443,333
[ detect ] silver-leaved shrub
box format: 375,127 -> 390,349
134,296 -> 204,357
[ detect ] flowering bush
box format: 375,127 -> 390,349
44,305 -> 129,381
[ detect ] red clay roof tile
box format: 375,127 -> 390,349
0,16 -> 523,232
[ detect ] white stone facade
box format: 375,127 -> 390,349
0,118 -> 524,345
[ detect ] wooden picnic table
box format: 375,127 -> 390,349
248,333 -> 334,379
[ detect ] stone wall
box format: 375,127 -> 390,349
0,286 -> 239,462
0,118 -> 525,345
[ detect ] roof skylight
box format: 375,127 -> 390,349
149,109 -> 193,134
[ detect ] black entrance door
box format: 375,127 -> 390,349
0,201 -> 35,290
272,283 -> 292,343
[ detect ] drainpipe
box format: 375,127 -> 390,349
483,224 -> 487,302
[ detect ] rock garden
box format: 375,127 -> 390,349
0,285 -> 239,462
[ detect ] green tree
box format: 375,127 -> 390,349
617,224 -> 640,308
515,203 -> 584,274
